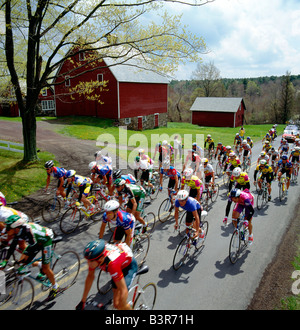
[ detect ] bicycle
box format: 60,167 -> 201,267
278,176 -> 287,201
173,215 -> 209,270
0,236 -> 80,310
141,171 -> 160,202
95,264 -> 156,310
256,179 -> 269,210
242,156 -> 251,173
59,194 -> 103,234
215,159 -> 224,177
157,190 -> 178,223
97,226 -> 150,294
291,163 -> 299,183
201,182 -> 219,211
228,215 -> 250,264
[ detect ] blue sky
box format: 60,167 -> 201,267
166,0 -> 300,80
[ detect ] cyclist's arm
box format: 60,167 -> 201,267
174,206 -> 179,228
124,228 -> 132,247
46,174 -> 51,190
81,265 -> 96,306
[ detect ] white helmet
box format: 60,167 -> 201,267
177,190 -> 189,201
104,200 -> 120,212
259,159 -> 267,165
183,168 -> 193,180
232,167 -> 242,177
162,158 -> 170,170
162,140 -> 168,146
89,161 -> 97,170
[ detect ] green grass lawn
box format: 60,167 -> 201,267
0,149 -> 57,203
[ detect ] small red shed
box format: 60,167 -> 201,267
190,97 -> 246,128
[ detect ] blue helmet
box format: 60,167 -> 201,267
83,239 -> 105,261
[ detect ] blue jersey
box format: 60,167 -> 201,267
95,165 -> 112,177
277,160 -> 293,169
51,167 -> 67,179
160,166 -> 180,180
103,209 -> 135,231
175,197 -> 201,212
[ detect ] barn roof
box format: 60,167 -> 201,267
104,57 -> 169,84
190,97 -> 246,113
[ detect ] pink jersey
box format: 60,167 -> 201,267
237,191 -> 254,206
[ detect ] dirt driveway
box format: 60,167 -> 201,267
1,119 -> 300,310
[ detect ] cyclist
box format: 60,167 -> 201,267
262,140 -> 272,154
289,146 -> 300,176
180,168 -> 203,202
134,156 -> 154,192
229,189 -> 255,245
262,133 -> 272,143
182,149 -> 201,178
225,152 -> 241,176
276,155 -> 293,194
278,139 -> 289,155
99,200 -> 135,248
159,159 -> 180,205
114,178 -> 147,231
269,147 -> 280,171
0,215 -> 59,299
223,168 -> 250,226
153,142 -> 167,170
253,159 -> 274,201
204,134 -> 215,159
94,150 -> 112,166
256,151 -> 270,165
202,158 -> 215,188
113,169 -> 136,184
44,160 -> 67,199
241,140 -> 252,167
174,190 -> 205,241
76,239 -> 137,310
65,170 -> 94,214
192,142 -> 204,158
89,162 -> 114,196
233,133 -> 242,156
214,142 -> 226,163
162,140 -> 174,164
246,136 -> 254,149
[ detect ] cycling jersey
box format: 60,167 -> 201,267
226,158 -> 241,168
232,190 -> 255,221
72,175 -> 92,187
117,184 -> 146,212
230,172 -> 250,185
160,166 -> 180,180
277,160 -> 293,170
102,209 -> 135,231
94,164 -> 112,178
181,175 -> 203,190
203,164 -> 214,176
204,138 -> 214,149
254,164 -> 273,175
50,167 -> 67,179
175,197 -> 201,212
98,242 -> 135,286
7,223 -> 54,264
121,174 -> 137,184
290,150 -> 300,158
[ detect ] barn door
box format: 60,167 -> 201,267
137,116 -> 143,130
154,113 -> 159,127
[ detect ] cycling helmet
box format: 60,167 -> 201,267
242,140 -> 247,144
162,159 -> 170,169
183,168 -> 193,179
230,189 -> 241,198
0,192 -> 6,206
89,161 -> 97,170
259,159 -> 267,165
281,155 -> 288,160
177,190 -> 189,201
104,200 -> 120,212
114,178 -> 126,187
113,170 -> 122,180
135,156 -> 140,162
44,160 -> 54,169
295,147 -> 300,151
207,134 -> 211,138
202,158 -> 208,164
229,152 -> 236,157
138,149 -> 145,155
162,140 -> 168,146
66,170 -> 76,178
260,151 -> 266,157
226,145 -> 231,150
232,167 -> 242,177
5,215 -> 26,229
84,239 -> 105,261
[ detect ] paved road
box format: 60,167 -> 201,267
1,120 -> 299,310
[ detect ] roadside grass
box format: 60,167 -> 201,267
0,149 -> 57,203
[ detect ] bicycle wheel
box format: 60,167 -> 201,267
178,211 -> 187,236
1,277 -> 34,310
278,182 -> 284,201
229,229 -> 240,264
173,237 -> 189,270
97,269 -> 112,295
158,198 -> 173,223
88,196 -> 103,222
143,212 -> 156,233
195,221 -> 209,251
133,234 -> 150,265
211,184 -> 219,203
133,282 -> 157,310
52,250 -> 80,290
60,207 -> 82,234
256,190 -> 264,210
41,197 -> 61,223
215,162 -> 222,177
201,191 -> 209,211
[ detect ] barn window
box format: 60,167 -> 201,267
65,76 -> 71,87
79,52 -> 85,61
41,100 -> 55,111
41,88 -> 47,96
97,74 -> 103,84
124,118 -> 131,125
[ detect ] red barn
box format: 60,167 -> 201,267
190,97 -> 246,128
53,47 -> 169,130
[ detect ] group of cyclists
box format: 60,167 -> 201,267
1,123 -> 299,310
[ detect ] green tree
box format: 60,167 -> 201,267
280,71 -> 295,123
1,0 -> 212,163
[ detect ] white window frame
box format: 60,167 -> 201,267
79,52 -> 85,61
65,75 -> 71,87
41,100 -> 55,111
124,118 -> 131,125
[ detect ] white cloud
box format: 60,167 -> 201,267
170,0 -> 300,79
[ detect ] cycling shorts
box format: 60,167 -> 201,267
23,236 -> 53,265
111,257 -> 138,290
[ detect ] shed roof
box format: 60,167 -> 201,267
190,97 -> 246,113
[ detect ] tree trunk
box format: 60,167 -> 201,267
21,107 -> 38,163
